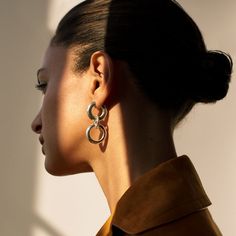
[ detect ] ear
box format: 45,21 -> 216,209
87,51 -> 113,108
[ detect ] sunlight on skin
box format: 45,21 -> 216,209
32,1 -> 236,236
32,1 -> 109,236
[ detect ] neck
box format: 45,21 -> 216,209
90,102 -> 177,213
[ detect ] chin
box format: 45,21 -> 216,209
44,159 -> 93,176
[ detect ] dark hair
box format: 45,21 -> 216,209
51,0 -> 233,125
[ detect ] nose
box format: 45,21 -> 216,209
31,111 -> 42,134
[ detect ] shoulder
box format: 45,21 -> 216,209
98,156 -> 222,236
140,208 -> 222,236
112,208 -> 222,236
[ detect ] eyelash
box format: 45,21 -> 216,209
35,82 -> 47,93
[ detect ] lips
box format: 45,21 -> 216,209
39,135 -> 44,145
39,135 -> 45,155
42,146 -> 45,155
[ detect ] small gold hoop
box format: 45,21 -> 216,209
86,124 -> 107,144
87,101 -> 107,121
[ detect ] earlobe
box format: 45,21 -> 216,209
88,51 -> 113,108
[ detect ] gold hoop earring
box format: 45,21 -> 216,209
86,101 -> 108,144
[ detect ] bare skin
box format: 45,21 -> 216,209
31,46 -> 178,214
91,104 -> 177,213
90,62 -> 178,213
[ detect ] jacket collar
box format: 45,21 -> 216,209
97,155 -> 211,235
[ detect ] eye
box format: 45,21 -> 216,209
35,80 -> 48,94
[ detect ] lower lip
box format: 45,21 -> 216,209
42,146 -> 45,155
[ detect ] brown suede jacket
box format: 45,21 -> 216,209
96,155 -> 222,236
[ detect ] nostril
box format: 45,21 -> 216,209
31,111 -> 42,133
31,123 -> 42,134
35,124 -> 42,133
31,120 -> 42,133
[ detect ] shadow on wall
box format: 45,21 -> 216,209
0,1 -> 62,236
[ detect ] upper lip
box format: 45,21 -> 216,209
39,135 -> 44,145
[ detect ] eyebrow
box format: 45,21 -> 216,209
36,68 -> 46,81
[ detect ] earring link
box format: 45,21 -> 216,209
86,102 -> 107,144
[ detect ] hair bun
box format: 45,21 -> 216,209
192,50 -> 233,103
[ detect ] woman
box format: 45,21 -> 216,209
31,0 -> 233,235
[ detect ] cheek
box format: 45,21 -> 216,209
41,88 -> 61,151
40,75 -> 93,175
57,101 -> 87,152
47,83 -> 90,160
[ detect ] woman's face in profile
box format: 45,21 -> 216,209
32,46 -> 93,175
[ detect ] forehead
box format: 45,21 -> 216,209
41,46 -> 75,74
43,46 -> 67,66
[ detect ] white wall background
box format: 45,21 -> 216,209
0,0 -> 235,236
